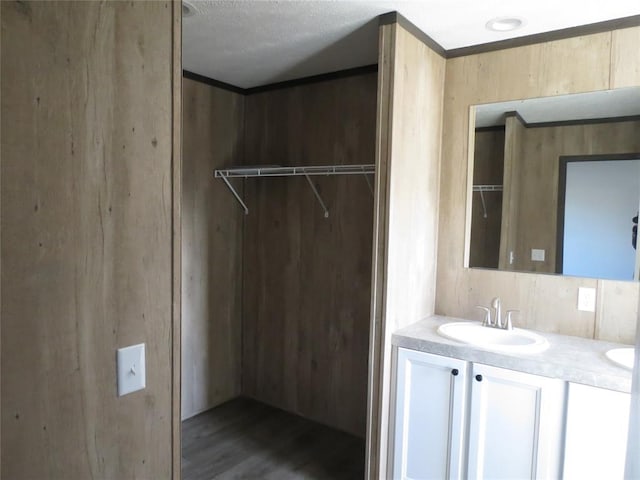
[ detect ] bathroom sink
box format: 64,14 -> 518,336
436,321 -> 550,354
605,347 -> 635,370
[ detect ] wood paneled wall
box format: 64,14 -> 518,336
501,119 -> 640,273
499,115 -> 526,270
181,78 -> 244,420
367,22 -> 445,478
437,26 -> 640,344
241,73 -> 377,437
1,2 -> 178,478
171,4 -> 182,475
469,129 -> 504,268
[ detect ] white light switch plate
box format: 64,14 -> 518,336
117,343 -> 146,396
578,287 -> 596,312
531,249 -> 545,262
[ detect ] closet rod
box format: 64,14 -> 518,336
213,164 -> 376,216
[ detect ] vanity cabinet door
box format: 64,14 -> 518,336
466,363 -> 565,480
392,348 -> 468,480
563,382 -> 630,480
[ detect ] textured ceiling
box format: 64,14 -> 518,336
183,1 -> 640,89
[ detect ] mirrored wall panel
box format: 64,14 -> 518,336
469,87 -> 640,281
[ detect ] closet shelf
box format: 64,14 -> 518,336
473,184 -> 503,192
215,164 -> 375,178
214,164 -> 376,217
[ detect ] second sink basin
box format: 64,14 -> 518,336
605,347 -> 635,370
437,321 -> 550,354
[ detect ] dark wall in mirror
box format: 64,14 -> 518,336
469,87 -> 640,281
470,128 -> 504,268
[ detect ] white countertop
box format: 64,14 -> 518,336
392,315 -> 634,393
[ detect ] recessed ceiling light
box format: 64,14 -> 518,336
182,1 -> 197,18
486,17 -> 525,32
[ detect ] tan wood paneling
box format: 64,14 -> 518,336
367,22 -> 445,478
445,269 -> 599,337
437,29 -> 639,341
1,2 -> 176,478
597,280 -> 638,344
443,33 -> 611,108
611,26 -> 640,89
171,2 -> 182,477
181,79 -> 244,420
499,115 -> 525,270
241,73 -> 377,438
365,22 -> 395,479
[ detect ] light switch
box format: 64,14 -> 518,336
578,287 -> 596,312
117,343 -> 146,396
531,249 -> 545,262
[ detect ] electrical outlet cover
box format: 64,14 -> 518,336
531,249 -> 545,262
578,287 -> 596,312
117,343 -> 146,396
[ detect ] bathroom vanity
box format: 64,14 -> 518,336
391,316 -> 632,480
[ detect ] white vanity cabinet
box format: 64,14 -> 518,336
466,363 -> 565,479
392,348 -> 468,480
392,348 -> 565,479
562,382 -> 630,480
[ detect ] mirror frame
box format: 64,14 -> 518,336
463,99 -> 640,281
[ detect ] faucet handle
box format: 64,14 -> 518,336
475,306 -> 491,326
505,310 -> 519,330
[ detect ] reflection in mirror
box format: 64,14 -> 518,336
469,88 -> 640,281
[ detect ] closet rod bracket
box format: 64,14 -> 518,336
219,174 -> 249,215
304,174 -> 329,218
362,166 -> 374,197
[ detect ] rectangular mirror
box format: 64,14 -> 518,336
468,87 -> 640,281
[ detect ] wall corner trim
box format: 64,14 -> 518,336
183,70 -> 246,95
183,65 -> 379,96
379,11 -> 640,60
447,14 -> 640,58
379,11 -> 447,59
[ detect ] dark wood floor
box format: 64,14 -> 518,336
182,397 -> 366,480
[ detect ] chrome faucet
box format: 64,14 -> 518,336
476,297 -> 518,330
492,297 -> 502,328
476,306 -> 492,327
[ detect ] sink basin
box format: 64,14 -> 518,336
605,347 -> 635,370
437,321 -> 550,354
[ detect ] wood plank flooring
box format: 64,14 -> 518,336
182,397 -> 366,480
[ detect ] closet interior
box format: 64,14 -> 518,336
181,70 -> 378,479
